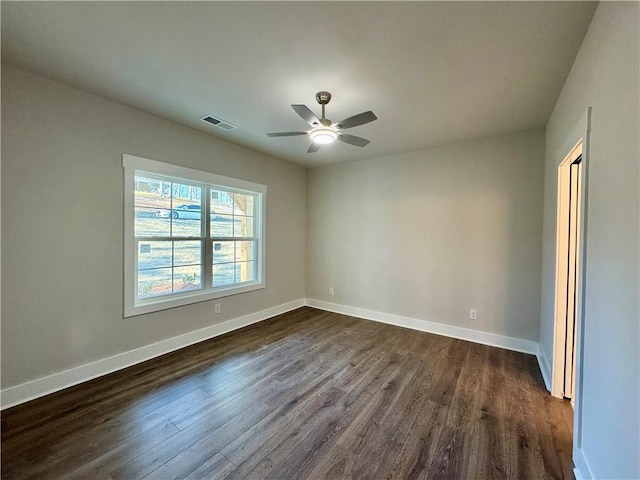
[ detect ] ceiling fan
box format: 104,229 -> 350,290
267,91 -> 377,153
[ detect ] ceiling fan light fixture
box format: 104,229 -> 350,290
310,127 -> 337,145
268,91 -> 376,152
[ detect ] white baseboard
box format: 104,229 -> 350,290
573,447 -> 594,480
305,298 -> 538,355
1,298 -> 545,409
536,344 -> 552,392
1,298 -> 305,410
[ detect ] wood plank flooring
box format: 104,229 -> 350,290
1,307 -> 574,479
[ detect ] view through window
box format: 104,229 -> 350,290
124,154 -> 265,316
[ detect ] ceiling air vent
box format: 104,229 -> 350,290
200,115 -> 237,131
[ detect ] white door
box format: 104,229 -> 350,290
552,141 -> 585,401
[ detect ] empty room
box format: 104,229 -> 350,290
1,2 -> 638,479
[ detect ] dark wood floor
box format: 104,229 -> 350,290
1,307 -> 573,480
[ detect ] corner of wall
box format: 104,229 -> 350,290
305,298 -> 540,356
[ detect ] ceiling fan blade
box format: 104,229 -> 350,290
338,133 -> 370,147
307,142 -> 321,153
335,111 -> 377,130
292,104 -> 321,127
267,131 -> 308,137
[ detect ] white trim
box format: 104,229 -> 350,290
573,447 -> 594,480
547,109 -> 591,461
305,298 -> 538,355
0,297 -> 549,410
126,282 -> 266,318
536,344 -> 552,392
123,154 -> 267,194
0,298 -> 304,410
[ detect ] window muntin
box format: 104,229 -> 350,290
124,154 -> 265,317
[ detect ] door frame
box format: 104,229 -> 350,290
550,108 -> 591,473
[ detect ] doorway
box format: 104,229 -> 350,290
552,141 -> 584,401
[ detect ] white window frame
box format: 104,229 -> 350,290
123,154 -> 266,317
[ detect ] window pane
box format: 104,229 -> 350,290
174,265 -> 202,292
172,217 -> 201,237
170,200 -> 202,238
213,263 -> 235,287
211,189 -> 234,216
212,241 -> 234,265
136,208 -> 171,237
137,267 -> 172,299
135,176 -> 171,209
236,261 -> 255,283
138,241 -> 172,270
211,214 -> 234,237
234,193 -> 254,216
234,216 -> 254,238
173,241 -> 202,266
172,183 -> 201,203
235,241 -> 254,262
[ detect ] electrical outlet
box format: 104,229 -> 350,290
214,303 -> 221,314
469,309 -> 478,320
328,287 -> 334,296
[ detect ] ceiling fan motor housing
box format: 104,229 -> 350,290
315,91 -> 332,105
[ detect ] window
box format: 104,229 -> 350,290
123,154 -> 266,317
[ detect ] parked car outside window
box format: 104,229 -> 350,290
156,204 -> 215,220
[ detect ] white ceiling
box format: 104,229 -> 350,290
1,1 -> 596,168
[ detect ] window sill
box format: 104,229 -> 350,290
124,281 -> 265,318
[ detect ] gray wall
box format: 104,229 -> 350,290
1,65 -> 306,388
539,2 -> 639,478
307,131 -> 545,341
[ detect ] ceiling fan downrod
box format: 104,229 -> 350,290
315,91 -> 332,126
